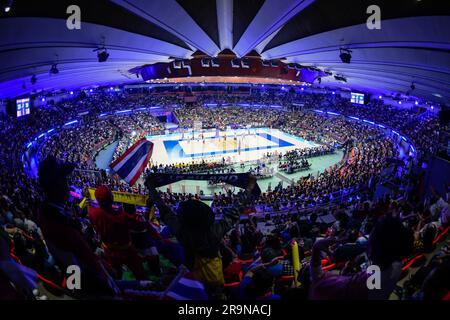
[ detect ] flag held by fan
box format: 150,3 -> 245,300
110,138 -> 154,186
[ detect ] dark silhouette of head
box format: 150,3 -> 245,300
177,199 -> 215,231
38,155 -> 75,203
245,269 -> 274,299
368,217 -> 414,270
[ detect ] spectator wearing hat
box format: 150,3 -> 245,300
88,185 -> 147,280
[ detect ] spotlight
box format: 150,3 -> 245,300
49,63 -> 59,74
379,95 -> 382,99
30,74 -> 37,85
4,0 -> 12,12
70,91 -> 74,95
94,47 -> 109,62
339,48 -> 352,64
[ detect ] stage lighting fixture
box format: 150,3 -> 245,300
94,47 -> 109,62
30,75 -> 37,85
49,63 -> 59,74
339,48 -> 352,64
4,0 -> 12,12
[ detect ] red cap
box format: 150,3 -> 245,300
95,185 -> 112,205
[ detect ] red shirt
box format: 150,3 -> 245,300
88,206 -> 134,246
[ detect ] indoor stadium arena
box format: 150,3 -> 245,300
0,0 -> 450,306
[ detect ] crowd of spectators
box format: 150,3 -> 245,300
0,88 -> 448,301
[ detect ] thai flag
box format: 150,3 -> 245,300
165,272 -> 208,300
110,138 -> 154,186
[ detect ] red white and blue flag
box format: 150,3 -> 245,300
165,272 -> 209,300
110,138 -> 154,186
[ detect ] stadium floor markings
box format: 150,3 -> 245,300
147,128 -> 323,165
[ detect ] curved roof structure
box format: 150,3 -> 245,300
0,0 -> 449,103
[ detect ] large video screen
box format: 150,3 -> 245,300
350,92 -> 365,105
16,98 -> 31,118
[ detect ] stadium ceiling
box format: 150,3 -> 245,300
0,0 -> 449,104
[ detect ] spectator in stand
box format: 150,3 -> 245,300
239,258 -> 282,300
309,216 -> 414,299
36,156 -> 119,297
88,185 -> 147,280
0,228 -> 38,300
123,203 -> 161,276
146,175 -> 257,299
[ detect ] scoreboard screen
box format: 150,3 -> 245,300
350,92 -> 365,105
16,98 -> 31,118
